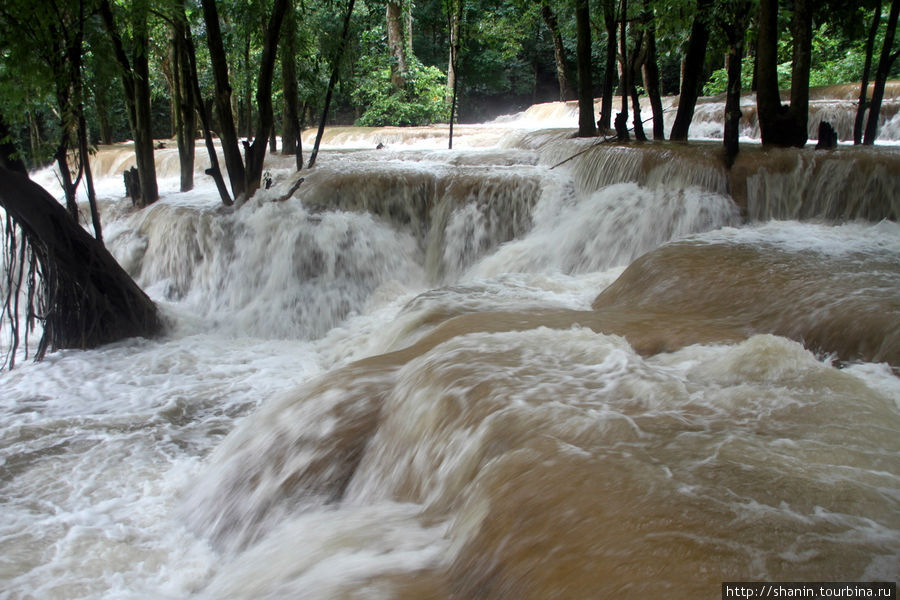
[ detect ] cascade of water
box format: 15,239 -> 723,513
105,196 -> 425,339
731,146 -> 900,221
2,90 -> 899,600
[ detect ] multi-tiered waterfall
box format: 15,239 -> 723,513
1,89 -> 898,599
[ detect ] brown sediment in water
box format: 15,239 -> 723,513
591,239 -> 900,365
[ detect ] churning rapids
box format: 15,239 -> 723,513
2,91 -> 900,599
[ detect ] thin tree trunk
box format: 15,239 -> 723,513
308,0 -> 356,169
541,1 -> 571,101
201,0 -> 246,199
55,142 -> 79,221
172,3 -> 195,193
855,3 -> 882,145
447,0 -> 463,149
723,1 -> 750,167
787,0 -> 812,147
281,1 -> 300,157
99,0 -> 158,206
575,0 -> 596,136
242,38 -> 253,140
183,14 -> 232,206
629,25 -> 647,141
618,0 -> 629,120
244,0 -> 289,195
78,113 -> 102,242
599,0 -> 617,130
670,0 -> 712,141
642,0 -> 664,140
446,0 -> 461,102
756,0 -> 781,145
864,0 -> 900,144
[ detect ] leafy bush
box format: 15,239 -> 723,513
351,31 -> 450,127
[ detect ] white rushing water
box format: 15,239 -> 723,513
1,99 -> 899,599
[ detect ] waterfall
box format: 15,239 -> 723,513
2,89 -> 898,600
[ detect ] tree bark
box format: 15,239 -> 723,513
618,0 -> 629,125
201,0 -> 247,200
854,3 -> 882,145
641,0 -> 664,140
755,0 -> 809,147
171,2 -> 196,193
386,0 -> 408,90
629,25 -> 647,141
181,6 -> 233,206
723,1 -> 751,167
78,114 -> 102,242
244,0 -> 289,195
99,0 -> 158,206
541,1 -> 571,101
0,166 -> 161,361
864,0 -> 900,144
670,0 -> 712,141
281,1 -> 300,158
575,0 -> 596,137
756,0 -> 781,144
447,0 -> 463,149
787,0 -> 812,147
446,0 -> 461,103
598,0 -> 617,131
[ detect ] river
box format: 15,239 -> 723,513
1,93 -> 899,599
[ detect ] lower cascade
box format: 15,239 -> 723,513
1,101 -> 899,599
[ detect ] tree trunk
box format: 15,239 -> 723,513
787,0 -> 812,147
132,30 -> 159,206
541,1 -> 571,101
642,0 -> 664,140
599,0 -> 617,131
244,0 -> 289,195
201,0 -> 247,200
575,0 -> 596,137
447,0 -> 463,149
242,38 -> 253,140
723,1 -> 750,167
78,113 -> 102,242
281,1 -> 300,157
99,0 -> 158,206
756,0 -> 781,144
618,0 -> 629,125
386,0 -> 408,90
181,6 -> 233,206
55,142 -> 79,221
864,0 -> 900,144
629,26 -> 647,141
309,0 -> 356,169
755,0 -> 808,147
0,166 -> 161,362
171,3 -> 196,193
854,3 -> 882,145
446,0 -> 461,103
670,0 -> 712,141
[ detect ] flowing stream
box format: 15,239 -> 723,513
1,94 -> 899,599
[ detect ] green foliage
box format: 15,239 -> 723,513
351,28 -> 449,126
703,5 -> 899,96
